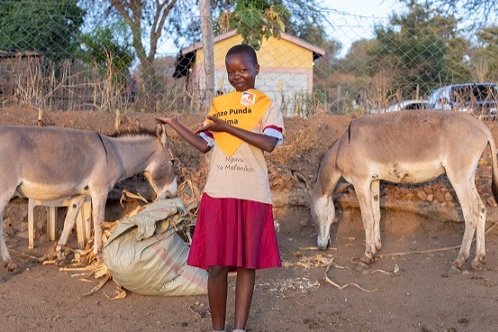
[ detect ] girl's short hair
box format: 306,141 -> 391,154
225,44 -> 258,66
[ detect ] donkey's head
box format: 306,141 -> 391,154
310,183 -> 336,250
144,124 -> 178,199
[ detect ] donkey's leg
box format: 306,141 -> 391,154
0,210 -> 17,272
91,194 -> 107,257
0,185 -> 19,272
370,180 -> 382,251
354,180 -> 377,266
471,183 -> 486,270
447,172 -> 483,270
56,196 -> 85,257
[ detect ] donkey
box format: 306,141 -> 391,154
310,111 -> 498,271
0,125 -> 177,271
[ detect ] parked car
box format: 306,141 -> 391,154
371,99 -> 428,113
427,82 -> 498,118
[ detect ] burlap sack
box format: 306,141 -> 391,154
102,198 -> 207,296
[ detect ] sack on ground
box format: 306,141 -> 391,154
102,198 -> 207,296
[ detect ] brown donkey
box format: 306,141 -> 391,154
311,111 -> 498,271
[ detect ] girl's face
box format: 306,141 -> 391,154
225,52 -> 259,92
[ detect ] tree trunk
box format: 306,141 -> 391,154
110,0 -> 177,112
199,0 -> 215,112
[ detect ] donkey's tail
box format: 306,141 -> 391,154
486,130 -> 498,203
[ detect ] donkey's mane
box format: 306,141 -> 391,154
109,127 -> 156,138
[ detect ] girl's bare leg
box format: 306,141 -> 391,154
208,266 -> 230,331
234,268 -> 256,330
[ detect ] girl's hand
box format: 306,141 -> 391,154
155,117 -> 178,126
194,115 -> 229,133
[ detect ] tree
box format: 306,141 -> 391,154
337,39 -> 377,76
78,25 -> 134,85
199,0 -> 215,110
215,0 -> 339,53
471,26 -> 498,81
0,0 -> 84,62
279,0 -> 334,51
80,0 -> 178,110
114,0 -> 177,109
418,0 -> 497,28
166,0 -> 335,51
217,1 -> 288,50
77,26 -> 135,110
370,1 -> 471,98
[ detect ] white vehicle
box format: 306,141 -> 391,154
427,83 -> 498,117
371,100 -> 428,113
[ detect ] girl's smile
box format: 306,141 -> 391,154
226,52 -> 259,91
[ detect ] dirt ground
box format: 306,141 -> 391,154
1,106 -> 498,331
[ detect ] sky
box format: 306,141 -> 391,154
319,0 -> 404,17
318,0 -> 406,56
157,1 -> 407,57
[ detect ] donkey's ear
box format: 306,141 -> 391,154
156,124 -> 169,147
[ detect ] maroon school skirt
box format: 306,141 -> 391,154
187,193 -> 281,270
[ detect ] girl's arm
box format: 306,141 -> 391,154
196,115 -> 278,152
155,117 -> 211,153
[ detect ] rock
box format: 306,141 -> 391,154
416,191 -> 427,201
398,187 -> 410,195
4,224 -> 16,236
405,192 -> 415,201
18,221 -> 28,232
17,230 -> 29,239
481,184 -> 492,195
423,185 -> 433,194
434,190 -> 446,203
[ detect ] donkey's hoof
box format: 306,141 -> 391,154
360,253 -> 376,265
5,261 -> 19,273
39,243 -> 59,262
451,257 -> 465,271
56,247 -> 68,261
471,257 -> 485,271
375,243 -> 382,251
55,256 -> 71,267
449,265 -> 462,275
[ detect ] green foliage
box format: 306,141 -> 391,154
281,0 -> 338,56
419,0 -> 497,29
214,0 -> 338,54
78,25 -> 134,84
472,26 -> 498,81
338,39 -> 378,76
370,1 -> 471,97
218,1 -> 289,50
0,0 -> 84,62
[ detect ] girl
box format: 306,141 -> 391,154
156,44 -> 283,332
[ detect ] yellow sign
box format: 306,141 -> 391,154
207,89 -> 271,156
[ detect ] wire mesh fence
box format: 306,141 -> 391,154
0,1 -> 497,117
